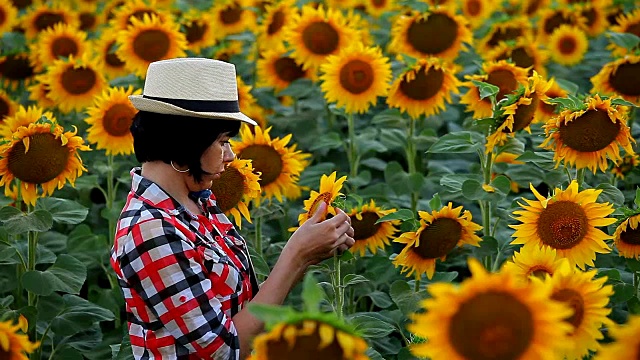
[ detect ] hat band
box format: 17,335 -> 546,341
143,95 -> 240,113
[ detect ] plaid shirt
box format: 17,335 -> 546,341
111,168 -> 257,359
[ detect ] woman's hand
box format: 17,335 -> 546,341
284,202 -> 355,268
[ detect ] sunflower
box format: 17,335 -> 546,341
0,53 -> 35,90
0,0 -> 18,34
486,72 -> 551,152
0,317 -> 39,360
611,153 -> 639,180
0,105 -> 56,139
460,0 -> 496,28
210,0 -> 257,40
103,0 -> 125,22
94,32 -> 128,80
537,8 -> 586,43
547,25 -> 589,66
389,8 -> 472,61
343,10 -> 374,47
256,47 -> 310,92
460,60 -> 530,120
20,2 -> 78,40
295,171 -> 347,228
387,58 -> 461,119
591,55 -> 640,106
210,158 -> 261,229
502,244 -> 572,281
597,315 -> 640,359
485,37 -> 549,78
236,76 -> 268,129
363,0 -> 398,18
608,9 -> 640,57
545,267 -> 613,360
348,200 -> 399,256
612,214 -> 640,258
180,8 -> 217,55
76,1 -> 100,32
0,117 -> 91,206
540,94 -> 636,173
577,3 -> 608,36
248,319 -> 369,360
536,78 -> 568,123
84,86 -> 140,156
109,0 -> 173,31
393,203 -> 482,280
325,0 -> 359,9
476,16 -> 532,54
41,54 -> 108,114
257,0 -> 297,51
319,42 -> 391,114
26,78 -> 56,110
510,181 -> 616,269
0,90 -> 18,123
409,257 -> 572,360
521,0 -> 550,16
28,23 -> 89,73
285,5 -> 357,71
231,126 -> 310,203
212,40 -> 244,63
116,13 -> 187,78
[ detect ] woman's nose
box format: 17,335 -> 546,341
223,144 -> 235,162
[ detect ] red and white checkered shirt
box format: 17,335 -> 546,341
111,168 -> 257,359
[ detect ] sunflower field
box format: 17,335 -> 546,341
1,0 -> 640,358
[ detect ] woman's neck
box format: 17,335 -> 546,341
141,162 -> 201,214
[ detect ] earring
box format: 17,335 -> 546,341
170,161 -> 190,173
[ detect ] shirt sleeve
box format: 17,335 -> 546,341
116,217 -> 239,359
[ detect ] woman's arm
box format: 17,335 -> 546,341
232,202 -> 355,358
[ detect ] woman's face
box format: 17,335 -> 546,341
187,133 -> 235,191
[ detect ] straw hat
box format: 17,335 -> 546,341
129,58 -> 257,126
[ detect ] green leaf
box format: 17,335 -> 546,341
429,271 -> 458,283
383,161 -> 410,196
247,303 -> 296,329
308,132 -> 343,151
429,193 -> 442,211
379,128 -> 408,150
491,175 -> 512,195
462,179 -> 490,201
607,31 -> 640,50
628,297 -> 640,315
545,97 -> 578,110
0,295 -> 13,308
471,80 -> 499,100
375,209 -> 414,224
112,329 -> 135,360
301,272 -> 325,312
21,254 -> 86,296
51,294 -> 115,337
554,79 -> 579,95
371,109 -> 407,128
389,280 -> 424,316
473,236 -> 499,258
427,132 -> 484,154
366,291 -> 393,309
636,187 -> 640,208
247,246 -> 270,277
407,172 -> 424,193
611,283 -> 635,303
348,313 -> 394,338
597,268 -> 621,281
611,98 -> 638,107
496,137 -> 524,156
596,183 -> 625,207
626,258 -> 640,273
0,208 -> 53,235
342,274 -> 369,288
36,197 -> 88,225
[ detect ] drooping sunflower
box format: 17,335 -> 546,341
348,200 -> 399,256
180,8 -> 217,55
547,25 -> 589,66
613,214 -> 640,259
210,158 -> 261,229
597,315 -> 640,360
231,126 -> 310,203
257,0 -> 297,51
248,319 -> 369,360
108,0 -> 173,31
387,58 -> 461,119
0,117 -> 91,206
256,47 -> 310,92
536,78 -> 568,123
485,37 -> 549,77
26,78 -> 56,110
41,54 -> 108,114
285,5 -> 358,71
28,23 -> 89,73
389,8 -> 472,61
540,94 -> 636,173
611,153 -> 639,180
84,86 -> 140,156
510,181 -> 616,269
0,317 -> 39,360
319,42 -> 391,114
296,171 -> 347,227
0,105 -> 56,139
460,60 -> 530,120
20,2 -> 78,40
94,32 -> 128,80
210,0 -> 257,41
537,7 -> 586,43
116,13 -> 187,79
460,0 -> 496,28
393,203 -> 482,280
486,72 -> 551,152
476,16 -> 533,54
608,9 -> 640,57
363,0 -> 398,18
591,55 -> 640,106
0,0 -> 18,34
409,258 -> 573,360
502,243 -> 572,281
0,90 -> 18,123
0,53 -> 35,90
545,267 -> 613,360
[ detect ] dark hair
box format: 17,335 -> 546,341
130,111 -> 241,182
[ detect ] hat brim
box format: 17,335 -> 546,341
129,95 -> 258,126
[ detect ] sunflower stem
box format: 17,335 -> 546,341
346,112 -> 359,180
406,119 -> 419,215
106,154 -> 116,245
413,278 -> 420,293
333,252 -> 343,319
255,215 -> 263,258
576,168 -> 586,189
628,106 -> 636,132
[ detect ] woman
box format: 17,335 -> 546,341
110,58 -> 355,359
